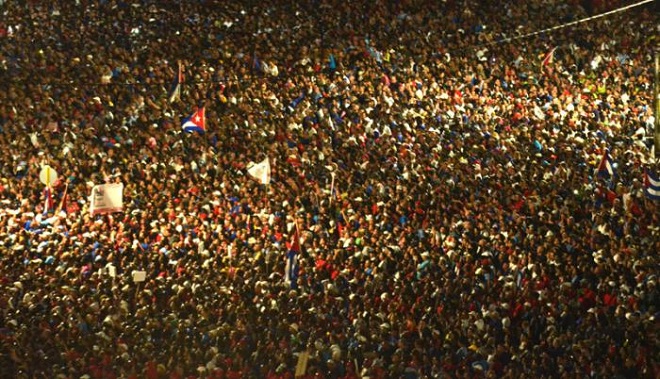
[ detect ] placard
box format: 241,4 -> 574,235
132,270 -> 146,283
89,183 -> 124,215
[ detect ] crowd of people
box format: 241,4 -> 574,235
0,0 -> 658,378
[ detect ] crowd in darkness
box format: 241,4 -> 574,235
0,0 -> 658,378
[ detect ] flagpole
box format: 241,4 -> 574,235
293,218 -> 300,249
227,243 -> 233,276
176,60 -> 181,103
329,172 -> 336,206
46,165 -> 51,214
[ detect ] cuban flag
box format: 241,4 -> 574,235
596,149 -> 615,179
644,169 -> 660,200
168,61 -> 184,103
285,229 -> 300,289
182,107 -> 206,133
541,46 -> 558,67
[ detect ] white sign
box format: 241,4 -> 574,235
39,165 -> 58,186
132,270 -> 146,283
247,158 -> 271,185
89,183 -> 124,215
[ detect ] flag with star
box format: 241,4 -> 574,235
182,106 -> 206,134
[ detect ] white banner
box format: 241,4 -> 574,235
39,165 -> 58,187
89,183 -> 124,215
132,270 -> 146,283
247,158 -> 271,185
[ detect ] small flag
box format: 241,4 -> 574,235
182,107 -> 206,133
57,183 -> 68,214
644,169 -> 660,200
43,187 -> 53,214
168,61 -> 184,103
285,228 -> 300,289
329,172 -> 336,206
364,38 -> 383,63
328,54 -> 337,71
252,52 -> 262,73
246,158 -> 271,185
542,47 -> 558,67
596,150 -> 615,179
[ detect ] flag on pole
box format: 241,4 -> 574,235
57,183 -> 69,214
542,47 -> 558,67
596,149 -> 615,179
329,172 -> 336,206
644,169 -> 660,200
182,107 -> 206,133
246,158 -> 271,185
285,228 -> 300,289
168,61 -> 184,103
43,187 -> 53,214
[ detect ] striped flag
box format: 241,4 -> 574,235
644,169 -> 660,200
168,61 -> 184,103
182,106 -> 206,134
542,47 -> 558,67
43,187 -> 53,215
285,228 -> 300,289
596,150 -> 615,179
57,183 -> 68,214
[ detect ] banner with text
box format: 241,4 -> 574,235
89,183 -> 124,216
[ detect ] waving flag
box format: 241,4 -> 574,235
168,61 -> 184,103
57,183 -> 68,214
542,47 -> 558,67
247,158 -> 271,185
644,169 -> 660,200
285,228 -> 300,289
364,38 -> 383,64
328,54 -> 337,71
596,150 -> 615,179
252,52 -> 261,73
182,107 -> 206,133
